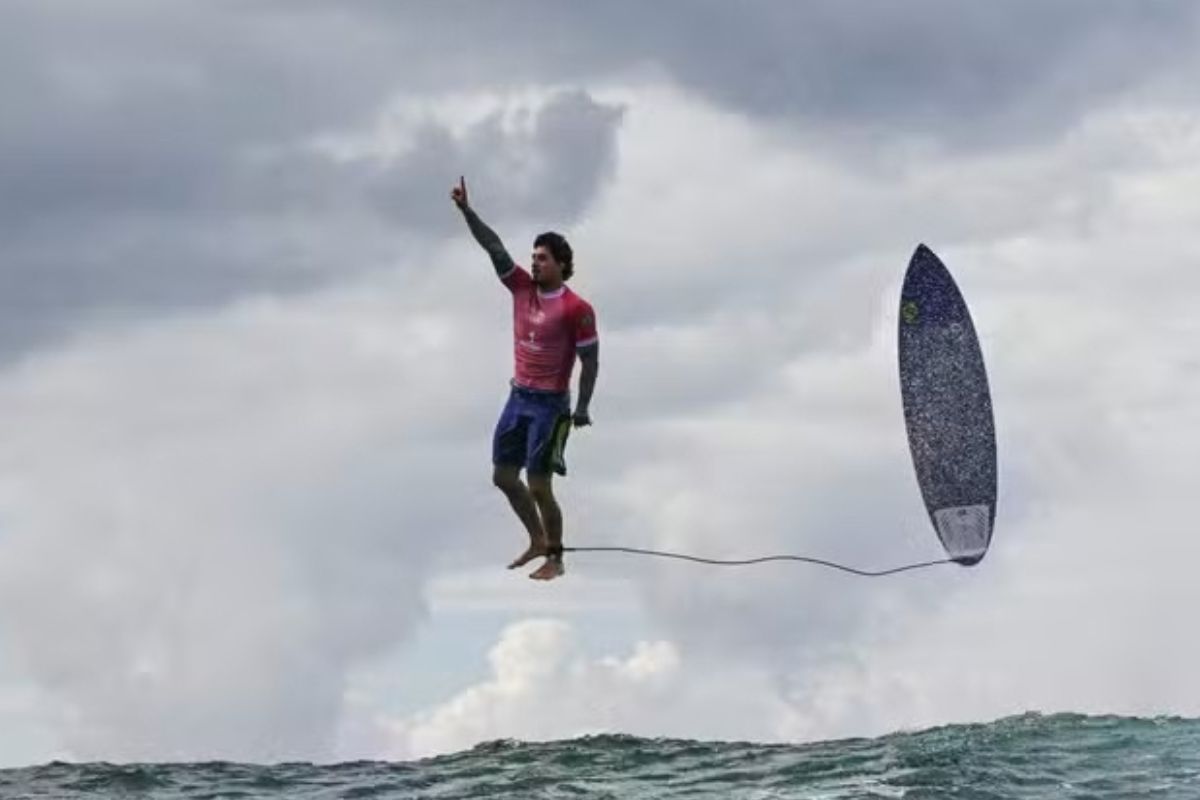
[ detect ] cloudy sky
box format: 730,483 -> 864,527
2,0 -> 1200,767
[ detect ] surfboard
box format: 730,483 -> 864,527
898,244 -> 997,566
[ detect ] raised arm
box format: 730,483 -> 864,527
451,176 -> 515,279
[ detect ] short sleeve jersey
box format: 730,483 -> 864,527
500,265 -> 597,393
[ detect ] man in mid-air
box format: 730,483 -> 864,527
451,176 -> 599,581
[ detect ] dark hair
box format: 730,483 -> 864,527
534,231 -> 574,280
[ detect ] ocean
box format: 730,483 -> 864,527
1,713 -> 1196,799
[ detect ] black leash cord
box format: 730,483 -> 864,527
562,545 -> 957,577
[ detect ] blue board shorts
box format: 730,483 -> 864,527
493,383 -> 572,476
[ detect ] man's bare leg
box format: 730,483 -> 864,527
526,473 -> 565,581
493,465 -> 548,568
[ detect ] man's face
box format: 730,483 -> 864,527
531,245 -> 562,286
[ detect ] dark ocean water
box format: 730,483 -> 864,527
2,713 -> 1197,799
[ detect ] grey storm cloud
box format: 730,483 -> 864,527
604,1 -> 1200,144
366,90 -> 624,229
2,0 -> 1197,362
0,1 -> 623,359
337,1 -> 1200,144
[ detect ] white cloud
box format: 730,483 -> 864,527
769,476 -> 1200,743
0,268 -> 515,762
373,84 -> 1200,755
376,619 -> 790,759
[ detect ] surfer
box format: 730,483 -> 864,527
451,176 -> 600,581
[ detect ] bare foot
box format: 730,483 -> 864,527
529,557 -> 565,581
507,543 -> 547,569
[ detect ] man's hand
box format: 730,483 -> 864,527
572,409 -> 592,428
450,175 -> 469,210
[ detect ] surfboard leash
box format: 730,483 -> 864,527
561,545 -> 959,577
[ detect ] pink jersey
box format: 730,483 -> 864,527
501,265 -> 597,392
